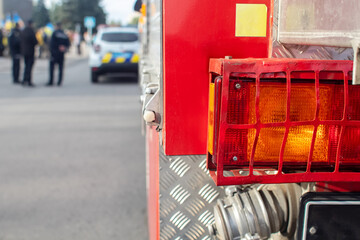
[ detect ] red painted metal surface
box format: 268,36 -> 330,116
146,126 -> 159,240
208,58 -> 360,186
316,182 -> 360,192
163,0 -> 272,155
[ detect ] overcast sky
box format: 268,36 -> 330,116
45,0 -> 136,25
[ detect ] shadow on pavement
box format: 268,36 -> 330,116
97,74 -> 138,84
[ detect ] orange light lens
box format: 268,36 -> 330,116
283,126 -> 314,162
341,127 -> 360,161
348,86 -> 360,120
220,78 -> 359,166
249,127 -> 285,162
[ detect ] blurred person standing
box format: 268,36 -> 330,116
36,28 -> 45,58
42,30 -> 49,58
47,22 -> 70,86
20,20 -> 38,87
73,32 -> 81,55
8,23 -> 22,84
0,28 -> 4,56
74,23 -> 82,55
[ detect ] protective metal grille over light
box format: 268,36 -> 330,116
207,58 -> 360,186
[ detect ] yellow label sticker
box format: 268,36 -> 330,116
235,4 -> 267,37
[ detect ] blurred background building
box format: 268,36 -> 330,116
0,0 -> 33,22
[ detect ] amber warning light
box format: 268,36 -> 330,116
207,58 -> 360,186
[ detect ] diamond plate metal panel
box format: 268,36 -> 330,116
160,149 -> 225,240
272,0 -> 354,61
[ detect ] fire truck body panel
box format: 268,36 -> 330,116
272,0 -> 358,61
139,0 -> 360,239
146,126 -> 160,240
276,0 -> 360,48
162,0 -> 272,155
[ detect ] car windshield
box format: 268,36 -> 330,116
101,32 -> 138,42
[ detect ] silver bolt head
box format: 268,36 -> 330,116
235,83 -> 241,89
309,226 -> 317,235
143,110 -> 156,123
232,156 -> 238,161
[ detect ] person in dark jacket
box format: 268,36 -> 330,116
20,20 -> 38,87
46,22 -> 70,86
134,0 -> 142,11
0,29 -> 4,57
8,23 -> 22,84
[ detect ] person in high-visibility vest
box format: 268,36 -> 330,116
36,29 -> 44,58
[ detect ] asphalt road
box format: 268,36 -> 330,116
0,55 -> 148,239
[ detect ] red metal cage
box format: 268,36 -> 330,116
207,58 -> 360,186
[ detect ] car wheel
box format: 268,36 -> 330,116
91,71 -> 98,83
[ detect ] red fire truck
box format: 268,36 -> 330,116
138,0 -> 360,239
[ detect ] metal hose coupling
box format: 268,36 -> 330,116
208,184 -> 302,240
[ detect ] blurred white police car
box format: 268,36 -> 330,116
89,27 -> 139,83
